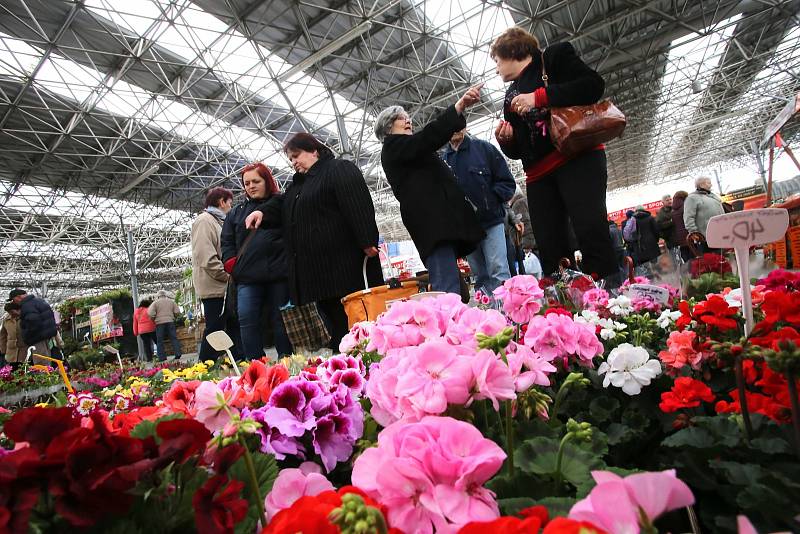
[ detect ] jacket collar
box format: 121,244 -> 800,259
444,135 -> 471,156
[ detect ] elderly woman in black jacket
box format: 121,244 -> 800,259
373,85 -> 485,294
245,134 -> 383,349
492,27 -> 617,282
221,163 -> 292,358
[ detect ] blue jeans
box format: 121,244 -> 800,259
199,297 -> 242,360
237,282 -> 293,359
467,223 -> 511,294
423,242 -> 462,294
155,322 -> 181,361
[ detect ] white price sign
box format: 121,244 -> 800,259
705,208 -> 789,336
628,284 -> 670,305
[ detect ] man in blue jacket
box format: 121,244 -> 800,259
8,289 -> 57,359
443,129 -> 517,293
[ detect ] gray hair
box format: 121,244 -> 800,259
695,176 -> 712,188
157,289 -> 168,298
374,105 -> 406,142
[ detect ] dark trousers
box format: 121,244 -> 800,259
527,150 -> 618,279
317,297 -> 350,351
422,242 -> 462,294
238,282 -> 292,358
199,297 -> 242,360
139,332 -> 156,361
155,322 -> 181,361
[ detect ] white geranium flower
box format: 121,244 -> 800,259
600,328 -> 616,340
656,310 -> 682,329
597,343 -> 662,395
574,310 -> 600,325
607,295 -> 633,317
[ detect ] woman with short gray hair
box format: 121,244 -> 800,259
376,85 -> 485,295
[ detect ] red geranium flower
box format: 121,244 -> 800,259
675,300 -> 692,331
458,505 -> 549,533
204,443 -> 245,475
542,517 -> 608,534
233,360 -> 289,407
156,418 -> 212,463
3,407 -> 78,452
759,291 -> 800,327
163,380 -> 202,416
0,447 -> 43,533
545,307 -> 572,317
716,390 -> 791,423
193,474 -> 248,534
111,405 -> 172,436
692,295 -> 739,332
659,377 -> 715,413
750,326 -> 800,351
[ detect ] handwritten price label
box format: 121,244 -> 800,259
628,284 -> 670,305
705,209 -> 789,249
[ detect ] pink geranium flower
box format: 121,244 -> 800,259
658,330 -> 704,371
569,469 -> 694,533
194,381 -> 236,433
469,349 -> 516,410
352,416 -> 505,534
493,275 -> 544,324
264,462 -> 334,521
506,342 -> 556,391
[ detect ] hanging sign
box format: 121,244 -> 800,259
705,208 -> 789,335
628,284 -> 670,305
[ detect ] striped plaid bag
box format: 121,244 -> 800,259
280,302 -> 331,351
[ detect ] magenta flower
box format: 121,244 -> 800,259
264,463 -> 334,521
492,275 -> 544,323
569,469 -> 694,533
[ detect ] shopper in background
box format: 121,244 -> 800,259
491,26 -> 617,281
608,219 -> 627,284
222,164 -> 291,359
192,186 -> 242,360
8,289 -> 56,361
0,302 -> 27,369
671,191 -> 692,261
148,290 -> 182,361
684,176 -> 725,248
132,299 -> 156,360
630,206 -> 661,267
245,134 -> 383,350
443,128 -> 515,292
655,194 -> 676,249
510,186 -> 536,254
374,86 -> 484,294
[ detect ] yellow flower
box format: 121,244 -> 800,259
204,360 -> 215,367
35,402 -> 49,408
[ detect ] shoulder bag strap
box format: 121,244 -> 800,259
236,228 -> 258,260
539,49 -> 549,88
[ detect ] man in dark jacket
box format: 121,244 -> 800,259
608,220 -> 627,285
655,194 -> 676,249
630,206 -> 661,266
443,129 -> 516,293
8,289 -> 57,359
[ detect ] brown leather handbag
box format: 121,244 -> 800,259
541,51 -> 626,157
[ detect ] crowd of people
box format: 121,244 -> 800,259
616,175 -> 727,276
1,26 -> 733,365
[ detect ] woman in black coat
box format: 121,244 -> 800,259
373,85 -> 485,294
246,134 -> 383,349
491,27 -> 618,281
221,163 -> 292,358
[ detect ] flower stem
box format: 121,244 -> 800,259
505,400 -> 514,476
553,433 -> 571,493
239,435 -> 268,528
785,370 -> 800,460
734,356 -> 753,443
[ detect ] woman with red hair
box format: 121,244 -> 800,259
221,163 -> 292,359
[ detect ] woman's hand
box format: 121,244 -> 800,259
510,92 -> 537,115
363,246 -> 379,257
245,211 -> 263,229
455,83 -> 484,114
494,120 -> 514,144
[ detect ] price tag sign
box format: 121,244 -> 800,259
705,209 -> 789,249
705,208 -> 789,336
628,284 -> 670,305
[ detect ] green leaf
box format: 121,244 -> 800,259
230,451 -> 279,534
662,426 -> 715,448
588,396 -> 620,423
515,437 -> 604,488
497,497 -> 536,516
750,437 -> 792,454
533,496 -> 576,518
129,413 -> 184,441
606,423 -> 639,445
709,461 -> 766,486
